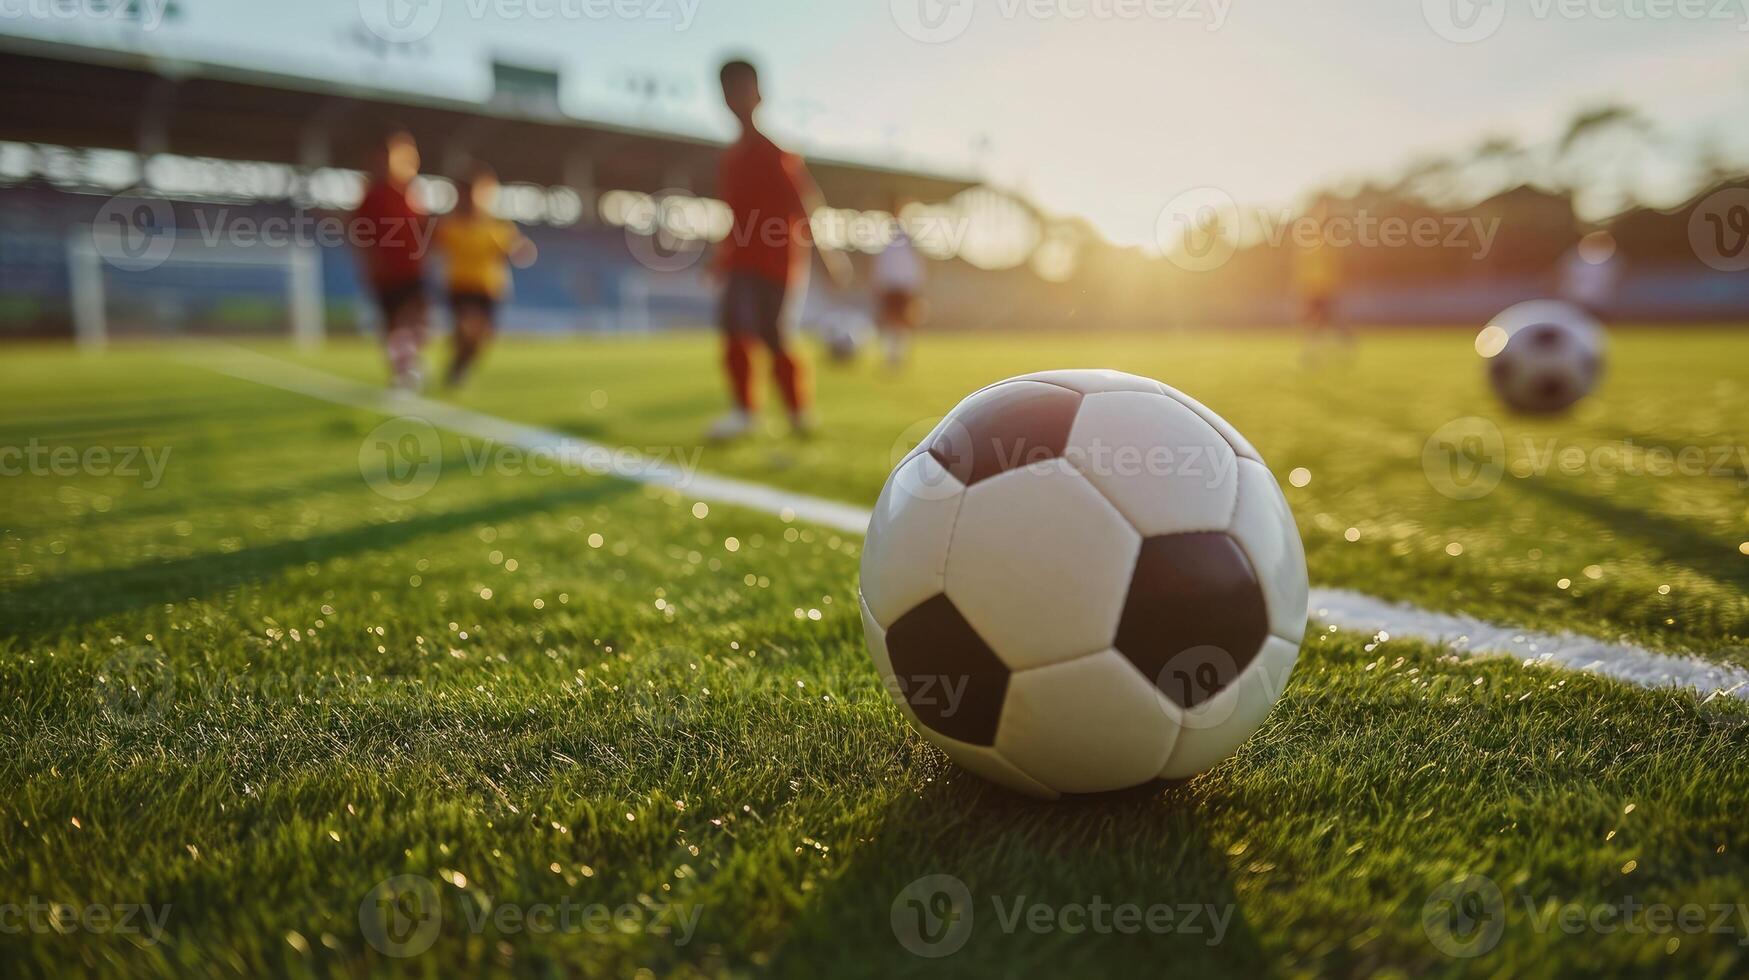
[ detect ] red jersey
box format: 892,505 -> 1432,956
717,132 -> 812,285
353,180 -> 426,287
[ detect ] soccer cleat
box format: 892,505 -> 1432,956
705,409 -> 755,443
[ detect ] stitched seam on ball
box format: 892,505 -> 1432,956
1225,459 -> 1245,531
936,478 -> 969,603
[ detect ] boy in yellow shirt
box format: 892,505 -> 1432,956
436,164 -> 536,387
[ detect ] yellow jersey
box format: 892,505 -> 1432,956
1292,242 -> 1340,296
437,216 -> 519,298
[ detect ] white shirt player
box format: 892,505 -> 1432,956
873,230 -> 925,293
1561,231 -> 1621,309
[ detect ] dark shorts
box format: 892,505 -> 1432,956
449,290 -> 498,325
373,279 -> 426,330
719,271 -> 794,347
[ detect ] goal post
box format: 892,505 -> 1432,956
67,232 -> 325,351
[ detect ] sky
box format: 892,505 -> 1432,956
7,0 -> 1749,247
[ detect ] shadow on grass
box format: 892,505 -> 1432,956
768,774 -> 1268,977
4,464 -> 380,537
1593,428 -> 1749,484
0,478 -> 635,640
0,409 -> 211,445
1516,478 -> 1749,593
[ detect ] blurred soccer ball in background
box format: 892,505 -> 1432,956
820,311 -> 874,364
1479,300 -> 1605,415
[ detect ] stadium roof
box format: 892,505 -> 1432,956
0,35 -> 984,209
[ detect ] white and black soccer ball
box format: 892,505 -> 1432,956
821,313 -> 873,363
1482,300 -> 1605,415
859,369 -> 1307,798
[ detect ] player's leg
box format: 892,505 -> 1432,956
445,294 -> 495,388
879,290 -> 913,369
382,283 -> 427,390
761,277 -> 813,435
706,274 -> 758,442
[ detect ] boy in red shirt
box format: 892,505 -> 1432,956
708,59 -> 850,440
353,128 -> 431,390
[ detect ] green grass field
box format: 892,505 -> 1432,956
2,329 -> 1747,978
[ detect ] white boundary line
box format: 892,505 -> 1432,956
202,346 -> 871,534
195,346 -> 1749,703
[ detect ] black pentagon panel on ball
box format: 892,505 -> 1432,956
1525,323 -> 1565,350
1534,374 -> 1570,406
883,594 -> 1011,746
1114,532 -> 1270,710
925,380 -> 1082,487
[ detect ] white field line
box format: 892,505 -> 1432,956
1310,588 -> 1748,702
195,346 -> 1749,703
199,346 -> 872,535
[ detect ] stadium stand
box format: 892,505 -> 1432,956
5,34 -> 1749,340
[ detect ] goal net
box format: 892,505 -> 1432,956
68,229 -> 324,349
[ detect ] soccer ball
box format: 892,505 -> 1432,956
1481,300 -> 1604,414
859,369 -> 1307,798
821,313 -> 873,363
